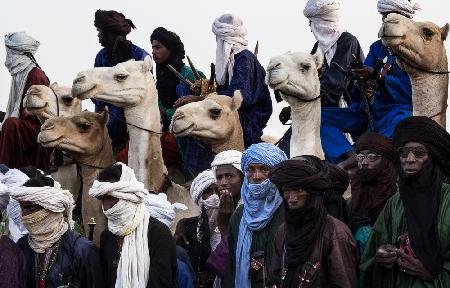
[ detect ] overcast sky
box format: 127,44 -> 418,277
1,0 -> 449,136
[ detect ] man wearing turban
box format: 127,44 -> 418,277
0,32 -> 51,170
268,156 -> 358,288
93,10 -> 150,162
360,116 -> 450,287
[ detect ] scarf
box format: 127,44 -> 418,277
377,0 -> 421,18
235,143 -> 287,288
190,169 -> 217,204
4,32 -> 40,122
212,14 -> 248,85
144,193 -> 187,228
89,163 -> 150,288
198,194 -> 220,235
156,58 -> 184,108
303,0 -> 345,65
211,150 -> 243,175
0,181 -> 7,211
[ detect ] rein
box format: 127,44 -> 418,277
104,110 -> 163,135
274,90 -> 321,103
49,87 -> 60,117
60,151 -> 106,170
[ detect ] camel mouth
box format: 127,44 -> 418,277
170,122 -> 195,136
37,134 -> 63,146
72,84 -> 97,100
25,103 -> 48,111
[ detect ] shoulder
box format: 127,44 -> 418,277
95,48 -> 107,60
64,230 -> 98,256
148,216 -> 173,238
368,40 -> 386,52
131,44 -> 151,60
325,215 -> 355,242
0,236 -> 22,254
235,49 -> 256,64
27,67 -> 49,83
337,32 -> 361,48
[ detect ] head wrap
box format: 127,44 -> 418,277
377,0 -> 420,18
190,169 -> 216,204
211,150 -> 243,175
94,10 -> 135,36
3,32 -> 40,122
212,14 -> 248,85
303,0 -> 345,65
150,27 -> 185,60
89,162 -> 150,287
0,179 -> 7,211
326,163 -> 349,194
356,132 -> 397,163
235,143 -> 287,288
144,193 -> 187,228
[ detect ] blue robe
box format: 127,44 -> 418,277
217,49 -> 272,148
94,44 -> 151,152
320,40 -> 412,162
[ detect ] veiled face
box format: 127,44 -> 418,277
246,163 -> 270,184
399,142 -> 429,175
282,188 -> 309,210
20,201 -> 43,217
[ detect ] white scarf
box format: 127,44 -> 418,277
198,194 -> 221,249
89,163 -> 150,288
304,0 -> 345,66
3,32 -> 40,123
212,14 -> 248,85
377,0 -> 420,18
144,193 -> 187,228
0,181 -> 7,211
211,150 -> 243,175
190,169 -> 217,204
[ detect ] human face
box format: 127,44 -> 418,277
215,165 -> 243,197
399,142 -> 429,175
20,201 -> 43,217
101,195 -> 120,211
201,183 -> 219,200
97,28 -> 106,47
283,188 -> 309,210
246,163 -> 270,184
151,40 -> 171,64
357,149 -> 384,171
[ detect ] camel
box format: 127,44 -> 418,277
266,50 -> 325,159
38,111 -> 114,245
71,57 -> 199,232
170,91 -> 245,153
380,13 -> 449,127
23,83 -> 82,198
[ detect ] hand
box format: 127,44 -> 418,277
279,106 -> 291,125
173,95 -> 204,108
220,193 -> 235,214
397,250 -> 434,281
351,66 -> 375,78
174,218 -> 190,247
376,244 -> 399,269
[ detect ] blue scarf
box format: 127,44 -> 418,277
235,143 -> 287,287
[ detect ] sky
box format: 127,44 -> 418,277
0,0 -> 449,137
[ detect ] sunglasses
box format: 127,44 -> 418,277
397,147 -> 428,159
356,153 -> 381,162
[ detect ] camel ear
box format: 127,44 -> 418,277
312,48 -> 324,69
99,111 -> 109,125
143,56 -> 153,72
231,90 -> 243,110
441,23 -> 449,41
49,82 -> 59,90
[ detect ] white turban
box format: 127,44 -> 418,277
3,32 -> 40,122
190,169 -> 217,204
144,193 -> 187,227
211,150 -> 243,175
0,180 -> 7,211
212,14 -> 248,85
303,0 -> 345,66
377,0 -> 420,18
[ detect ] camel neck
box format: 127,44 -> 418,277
77,136 -> 114,186
211,114 -> 245,153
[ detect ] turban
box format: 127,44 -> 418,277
212,14 -> 248,85
144,193 -> 187,228
0,179 -> 7,211
377,0 -> 420,18
190,169 -> 216,204
356,132 -> 397,163
94,10 -> 136,36
211,150 -> 242,174
393,116 -> 450,174
150,27 -> 185,59
241,143 -> 287,172
269,156 -> 332,195
326,162 -> 349,194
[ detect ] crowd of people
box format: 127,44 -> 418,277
1,0 -> 450,287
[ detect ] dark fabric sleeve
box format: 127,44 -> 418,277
77,240 -> 105,288
20,67 -> 50,120
327,234 -> 359,288
268,224 -> 285,286
222,206 -> 244,288
148,218 -> 177,288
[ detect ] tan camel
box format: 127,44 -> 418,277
170,91 -> 244,153
23,82 -> 82,198
71,57 -> 199,232
266,50 -> 325,159
38,111 -> 114,245
380,13 -> 449,127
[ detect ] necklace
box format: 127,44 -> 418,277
35,240 -> 61,288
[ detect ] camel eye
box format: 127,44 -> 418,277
423,28 -> 434,39
300,64 -> 311,71
114,74 -> 129,82
61,96 -> 73,105
77,122 -> 91,132
209,108 -> 221,119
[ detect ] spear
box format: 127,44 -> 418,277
88,217 -> 96,241
254,40 -> 259,58
209,63 -> 216,87
187,56 -> 202,80
167,64 -> 195,90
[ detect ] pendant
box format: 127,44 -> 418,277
38,279 -> 46,288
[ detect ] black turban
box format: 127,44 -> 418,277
94,10 -> 136,36
393,116 -> 450,174
150,27 -> 185,60
356,132 -> 397,163
326,163 -> 349,194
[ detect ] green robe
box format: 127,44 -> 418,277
223,204 -> 285,288
360,184 -> 450,288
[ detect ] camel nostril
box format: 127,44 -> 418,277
73,75 -> 86,85
41,122 -> 54,131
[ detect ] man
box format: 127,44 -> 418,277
90,162 -> 177,287
268,156 -> 358,288
151,27 -> 213,178
94,10 -> 150,161
0,32 -> 50,170
223,143 -> 287,288
11,172 -> 103,287
360,116 -> 450,287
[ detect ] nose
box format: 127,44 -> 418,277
41,120 -> 55,131
172,111 -> 185,121
405,151 -> 416,162
267,62 -> 282,72
73,74 -> 86,85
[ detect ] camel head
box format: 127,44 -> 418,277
170,91 -> 243,150
38,111 -> 110,157
71,56 -> 155,107
380,13 -> 449,73
266,50 -> 323,105
23,82 -> 82,123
